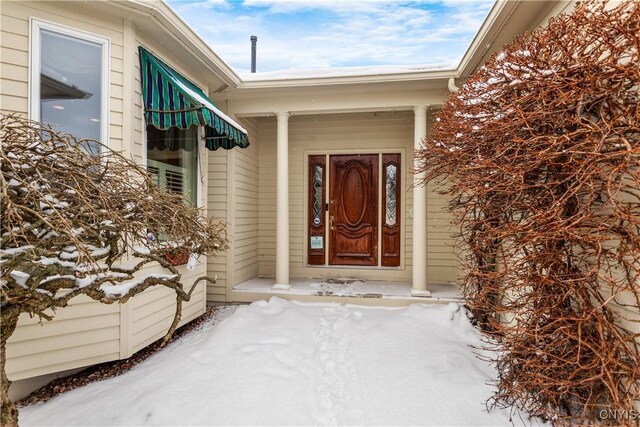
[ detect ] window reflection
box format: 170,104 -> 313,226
40,29 -> 102,154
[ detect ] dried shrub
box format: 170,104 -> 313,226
0,114 -> 227,426
416,1 -> 640,425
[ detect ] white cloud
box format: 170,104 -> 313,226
169,0 -> 494,72
172,0 -> 232,10
241,0 -> 401,14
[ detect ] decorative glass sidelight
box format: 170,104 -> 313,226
385,164 -> 397,226
312,165 -> 323,225
308,155 -> 326,265
382,154 -> 401,267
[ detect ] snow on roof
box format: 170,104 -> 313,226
239,62 -> 456,81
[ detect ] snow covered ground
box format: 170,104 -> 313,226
20,298 -> 544,426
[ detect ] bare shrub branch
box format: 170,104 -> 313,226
416,1 -> 640,425
1,114 -> 228,426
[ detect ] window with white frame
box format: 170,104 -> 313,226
30,19 -> 109,154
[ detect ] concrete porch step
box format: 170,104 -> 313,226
232,277 -> 463,307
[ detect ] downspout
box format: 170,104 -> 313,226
448,77 -> 459,93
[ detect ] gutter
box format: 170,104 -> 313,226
236,69 -> 458,89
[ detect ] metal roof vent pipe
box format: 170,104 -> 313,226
250,35 -> 257,73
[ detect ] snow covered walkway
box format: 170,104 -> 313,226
21,298 -> 539,426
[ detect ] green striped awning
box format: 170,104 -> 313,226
138,46 -> 249,151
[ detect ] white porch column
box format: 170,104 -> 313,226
273,112 -> 291,290
411,105 -> 431,297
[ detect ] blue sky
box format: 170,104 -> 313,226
167,0 -> 494,74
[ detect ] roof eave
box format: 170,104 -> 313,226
114,0 -> 242,88
455,0 -> 519,81
455,0 -> 565,82
236,69 -> 458,89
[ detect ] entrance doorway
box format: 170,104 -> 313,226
307,153 -> 401,267
329,154 -> 378,265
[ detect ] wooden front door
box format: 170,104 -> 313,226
329,154 -> 378,265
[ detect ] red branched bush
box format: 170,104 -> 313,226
415,1 -> 640,425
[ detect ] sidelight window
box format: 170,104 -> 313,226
385,164 -> 398,226
308,156 -> 326,265
381,154 -> 401,266
312,165 -> 324,226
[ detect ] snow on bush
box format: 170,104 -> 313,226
415,1 -> 640,425
0,114 -> 227,426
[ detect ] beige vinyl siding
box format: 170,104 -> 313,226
131,29 -> 146,164
0,12 -> 29,114
207,149 -> 228,302
3,2 -> 207,383
5,296 -> 120,381
232,117 -> 260,288
6,271 -> 207,381
206,116 -> 259,303
424,112 -> 460,283
258,118 -> 277,275
130,272 -> 207,354
0,10 -> 27,113
257,111 -> 459,283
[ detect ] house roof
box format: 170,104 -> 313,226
110,0 -> 564,92
95,0 -> 568,105
237,64 -> 458,89
232,0 -> 565,90
239,62 -> 455,82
